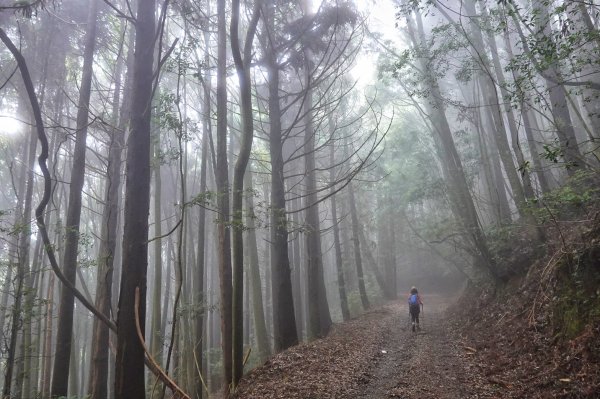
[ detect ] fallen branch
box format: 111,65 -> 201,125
135,287 -> 191,399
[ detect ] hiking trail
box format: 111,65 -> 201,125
235,294 -> 501,398
357,295 -> 481,398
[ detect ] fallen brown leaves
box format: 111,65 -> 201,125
233,307 -> 395,398
448,217 -> 600,398
232,219 -> 600,398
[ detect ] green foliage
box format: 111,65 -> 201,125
552,251 -> 600,340
346,290 -> 364,316
531,170 -> 600,223
378,112 -> 445,206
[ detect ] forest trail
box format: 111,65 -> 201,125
357,295 -> 479,398
236,293 -> 501,398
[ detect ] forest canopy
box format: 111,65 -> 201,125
0,0 -> 599,398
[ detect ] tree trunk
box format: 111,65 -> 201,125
329,145 -> 350,321
51,1 -> 99,395
481,4 -> 536,201
3,131 -> 36,399
303,80 -> 332,339
88,23 -> 128,398
502,29 -> 552,195
473,87 -> 512,224
149,118 -> 164,379
192,24 -> 213,399
215,0 -> 233,394
511,1 -> 584,174
115,0 -> 155,396
407,8 -> 498,282
230,0 -> 260,387
574,3 -> 600,139
348,182 -> 370,310
264,0 -> 298,351
458,0 -> 530,217
267,56 -> 299,352
244,170 -> 270,362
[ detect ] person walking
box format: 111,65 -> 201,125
408,286 -> 423,332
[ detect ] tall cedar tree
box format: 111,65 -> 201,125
115,0 -> 155,396
51,0 -> 99,395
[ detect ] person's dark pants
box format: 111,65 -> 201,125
409,304 -> 420,331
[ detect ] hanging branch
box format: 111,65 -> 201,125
0,27 -> 117,332
0,26 -> 191,396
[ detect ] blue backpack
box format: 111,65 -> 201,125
409,294 -> 419,305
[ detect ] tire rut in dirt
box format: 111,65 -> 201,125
357,298 -> 475,398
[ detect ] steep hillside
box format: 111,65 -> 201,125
450,212 -> 600,398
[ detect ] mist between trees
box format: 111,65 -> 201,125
0,0 -> 598,397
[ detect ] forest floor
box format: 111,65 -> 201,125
234,290 -> 600,398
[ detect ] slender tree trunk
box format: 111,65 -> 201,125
574,3 -> 600,138
358,222 -> 389,299
329,146 -> 350,321
267,57 -> 299,352
215,0 -> 233,394
290,195 -> 304,340
115,0 -> 155,395
407,8 -> 498,282
19,219 -> 45,398
481,4 -> 536,201
457,0 -> 529,218
88,25 -> 128,398
264,0 -> 298,351
502,29 -> 552,194
348,182 -> 369,310
244,170 -> 270,362
473,86 -> 512,224
40,273 -> 54,398
230,0 -> 260,387
150,136 -> 163,371
191,25 -> 212,399
51,1 -> 99,395
300,0 -> 332,341
510,1 -> 584,174
3,131 -> 36,399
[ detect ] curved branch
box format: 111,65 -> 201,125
135,287 -> 191,399
0,27 -> 117,332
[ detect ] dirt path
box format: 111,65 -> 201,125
356,295 -> 484,399
236,295 -> 497,398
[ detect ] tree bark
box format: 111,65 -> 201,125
267,41 -> 299,353
51,1 -> 99,395
348,182 -> 370,310
88,25 -> 128,398
406,8 -> 498,282
230,0 -> 260,387
329,145 -> 350,321
511,1 -> 584,174
244,170 -> 271,362
115,0 -> 155,396
502,30 -> 552,195
215,0 -> 233,394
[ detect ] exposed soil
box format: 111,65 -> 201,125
236,295 -> 497,398
234,216 -> 600,398
357,294 -> 480,399
235,288 -> 600,398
